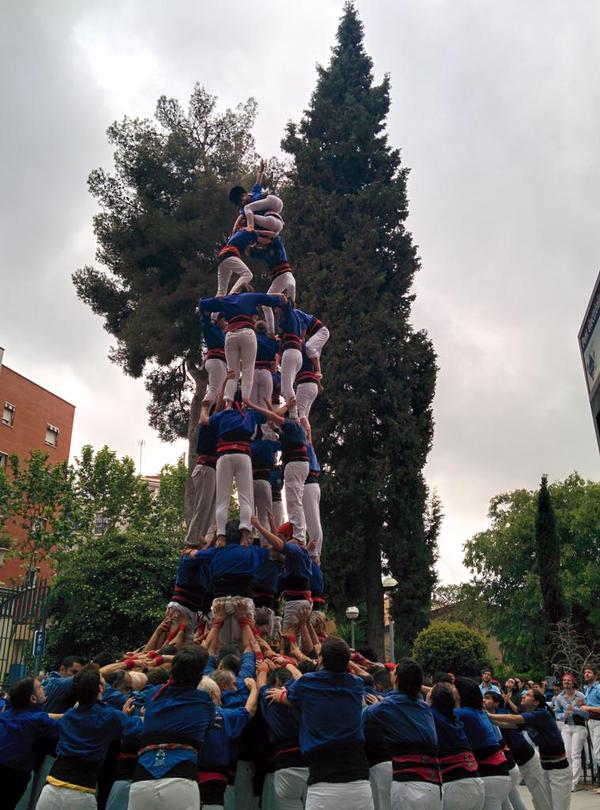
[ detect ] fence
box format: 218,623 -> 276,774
0,579 -> 49,687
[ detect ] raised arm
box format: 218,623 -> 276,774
251,515 -> 284,552
256,158 -> 265,187
243,398 -> 285,425
244,678 -> 259,717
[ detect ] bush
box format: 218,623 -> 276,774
46,530 -> 179,664
411,621 -> 488,677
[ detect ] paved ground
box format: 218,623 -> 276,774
517,785 -> 600,808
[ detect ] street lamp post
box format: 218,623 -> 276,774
345,605 -> 359,649
382,576 -> 398,664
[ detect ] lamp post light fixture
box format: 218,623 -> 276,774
345,605 -> 360,649
382,576 -> 398,664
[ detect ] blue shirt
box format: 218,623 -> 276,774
198,706 -> 250,769
554,690 -> 587,724
253,556 -> 283,594
256,334 -> 278,362
306,443 -> 320,475
226,228 -> 258,252
521,707 -> 565,754
364,691 -> 437,751
210,544 -> 270,579
57,701 -> 142,764
310,562 -> 324,595
176,548 -> 213,593
283,543 -> 312,581
479,681 -> 501,696
584,680 -> 600,708
195,422 -> 218,456
202,314 -> 225,351
210,408 -> 265,442
278,299 -> 305,338
43,672 -> 76,713
260,684 -> 300,744
199,292 -> 283,320
139,686 -> 215,778
250,235 -> 288,270
0,705 -> 59,771
454,707 -> 499,751
286,670 -> 365,754
431,709 -> 470,756
251,439 -> 280,472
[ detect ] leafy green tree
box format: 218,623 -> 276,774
412,621 -> 488,678
535,475 -> 566,667
72,86 -> 259,515
70,445 -> 155,539
281,2 -> 438,656
46,529 -> 180,661
464,473 -> 600,671
0,451 -> 77,580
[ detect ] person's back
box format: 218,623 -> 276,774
36,664 -> 141,809
286,635 -> 373,810
0,677 -> 59,810
129,647 -> 214,810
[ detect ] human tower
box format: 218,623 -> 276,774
180,159 -> 329,642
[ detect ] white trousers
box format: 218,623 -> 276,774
106,780 -> 131,810
561,725 -> 587,788
224,329 -> 257,401
250,212 -> 284,234
127,777 -> 200,810
297,382 -> 318,420
502,766 -> 527,810
274,766 -> 309,810
282,598 -> 312,632
369,761 -> 392,810
245,194 -> 283,215
589,718 -> 600,769
443,777 -> 485,810
233,760 -> 259,810
217,255 -> 253,297
215,453 -> 253,534
205,358 -> 227,404
305,780 -> 374,810
251,368 -> 273,408
284,461 -> 309,542
36,784 -> 97,810
518,753 -> 553,810
272,497 -> 285,526
306,326 -> 330,360
542,765 -> 571,810
280,349 -> 302,418
253,479 -> 273,537
391,780 -> 442,810
185,464 -> 216,543
481,775 -> 511,810
264,272 -> 296,334
302,482 -> 323,552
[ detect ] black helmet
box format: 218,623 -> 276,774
229,185 -> 246,205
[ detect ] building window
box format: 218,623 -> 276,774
2,402 -> 15,426
45,425 -> 59,447
0,451 -> 7,470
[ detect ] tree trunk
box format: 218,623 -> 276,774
365,539 -> 385,660
184,361 -> 206,526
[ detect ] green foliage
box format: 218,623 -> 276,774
0,450 -> 76,577
46,529 -> 179,663
535,475 -> 565,666
73,86 -> 259,443
464,473 -> 600,671
412,621 -> 488,678
281,2 -> 438,653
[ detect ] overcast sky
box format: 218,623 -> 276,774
1,0 -> 599,583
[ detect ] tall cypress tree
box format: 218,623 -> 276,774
535,474 -> 566,666
282,3 -> 438,656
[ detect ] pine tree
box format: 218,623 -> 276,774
73,87 -> 259,519
535,474 -> 566,666
282,3 -> 438,656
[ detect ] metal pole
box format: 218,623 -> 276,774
389,618 -> 395,664
351,619 -> 356,650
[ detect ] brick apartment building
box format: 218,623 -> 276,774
0,348 -> 75,583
